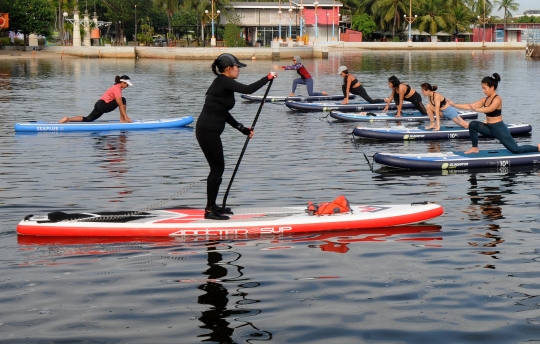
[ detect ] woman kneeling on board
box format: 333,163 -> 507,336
274,55 -> 327,97
420,82 -> 469,131
59,75 -> 133,123
197,53 -> 277,220
450,73 -> 540,154
383,75 -> 427,118
338,66 -> 384,105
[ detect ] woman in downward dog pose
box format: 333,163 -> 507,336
337,66 -> 384,105
382,75 -> 427,117
420,82 -> 469,130
450,73 -> 540,154
196,53 -> 276,220
274,55 -> 327,97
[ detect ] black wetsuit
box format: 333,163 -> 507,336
196,74 -> 269,210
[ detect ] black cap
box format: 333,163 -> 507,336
217,53 -> 247,68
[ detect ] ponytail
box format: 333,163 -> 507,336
114,75 -> 121,84
211,59 -> 220,76
421,82 -> 438,92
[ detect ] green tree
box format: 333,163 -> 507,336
446,2 -> 475,35
494,0 -> 519,41
351,13 -> 377,38
416,0 -> 451,36
223,15 -> 245,47
4,0 -> 56,51
372,0 -> 408,38
154,0 -> 179,42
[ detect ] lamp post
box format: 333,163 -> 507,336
62,11 -> 68,45
288,6 -> 293,40
403,0 -> 417,43
299,0 -> 304,41
205,0 -> 220,46
277,2 -> 283,42
314,0 -> 319,42
477,0 -> 490,47
134,4 -> 137,45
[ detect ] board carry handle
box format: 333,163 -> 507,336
222,79 -> 274,209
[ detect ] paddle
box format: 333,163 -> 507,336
222,79 -> 274,210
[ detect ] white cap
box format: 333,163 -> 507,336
337,66 -> 348,74
119,75 -> 133,86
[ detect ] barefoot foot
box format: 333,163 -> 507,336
322,91 -> 328,96
288,92 -> 295,97
464,148 -> 479,154
59,117 -> 68,124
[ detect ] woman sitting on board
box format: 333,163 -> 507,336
420,82 -> 469,131
197,53 -> 277,220
59,75 -> 133,124
382,75 -> 427,118
450,73 -> 540,154
273,55 -> 327,97
337,66 -> 384,105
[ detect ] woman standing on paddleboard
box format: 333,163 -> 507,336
383,76 -> 427,118
337,66 -> 384,105
450,73 -> 540,154
273,55 -> 327,97
197,53 -> 277,220
59,75 -> 133,123
420,82 -> 469,131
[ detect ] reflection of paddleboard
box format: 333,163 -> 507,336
333,110 -> 478,122
374,149 -> 540,170
241,94 -> 356,102
14,116 -> 194,132
17,203 -> 443,237
285,100 -> 415,112
354,123 -> 531,140
17,225 -> 443,250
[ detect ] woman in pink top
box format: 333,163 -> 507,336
59,75 -> 133,123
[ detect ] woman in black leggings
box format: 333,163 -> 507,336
337,66 -> 384,105
196,53 -> 277,220
382,75 -> 427,117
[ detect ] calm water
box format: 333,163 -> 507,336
2,51 -> 540,343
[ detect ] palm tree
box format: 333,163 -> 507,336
154,0 -> 180,43
494,0 -> 519,42
372,0 -> 408,38
446,2 -> 476,37
416,0 -> 452,36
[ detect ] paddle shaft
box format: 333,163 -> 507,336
222,79 -> 274,209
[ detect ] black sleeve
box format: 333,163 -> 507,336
226,113 -> 239,128
223,76 -> 269,94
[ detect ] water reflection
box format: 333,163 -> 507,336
197,244 -> 271,343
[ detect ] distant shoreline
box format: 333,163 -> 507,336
0,41 -> 528,60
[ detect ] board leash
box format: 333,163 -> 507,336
222,78 -> 274,210
68,179 -> 205,222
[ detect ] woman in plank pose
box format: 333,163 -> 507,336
420,82 -> 469,130
337,66 -> 384,105
450,73 -> 540,154
274,55 -> 327,97
59,75 -> 133,123
197,53 -> 276,220
382,75 -> 427,117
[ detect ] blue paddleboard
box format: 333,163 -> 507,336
333,110 -> 478,123
14,116 -> 194,132
285,100 -> 415,112
241,94 -> 356,102
373,149 -> 540,170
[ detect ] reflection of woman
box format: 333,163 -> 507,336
420,82 -> 468,131
383,76 -> 427,117
60,75 -> 133,123
274,55 -> 327,97
197,53 -> 276,220
450,73 -> 540,154
337,66 -> 384,105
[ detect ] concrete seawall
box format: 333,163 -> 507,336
45,41 -> 527,59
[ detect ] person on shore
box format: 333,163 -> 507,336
337,66 -> 384,105
382,76 -> 427,117
450,73 -> 540,154
197,53 -> 277,220
59,75 -> 133,123
273,55 -> 327,97
420,82 -> 469,130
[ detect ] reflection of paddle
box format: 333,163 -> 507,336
222,79 -> 274,209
